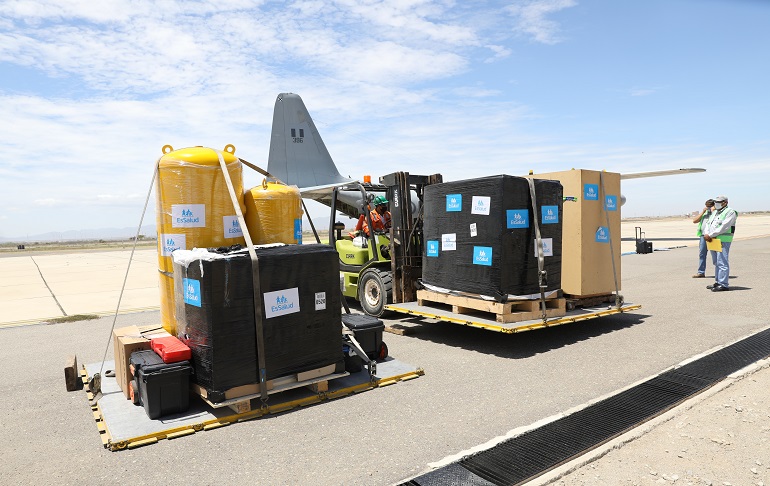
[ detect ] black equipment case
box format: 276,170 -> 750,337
129,349 -> 192,419
341,314 -> 384,360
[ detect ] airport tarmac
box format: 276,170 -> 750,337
1,215 -> 769,485
3,215 -> 769,328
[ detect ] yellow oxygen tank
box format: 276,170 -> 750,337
244,180 -> 304,244
155,144 -> 246,334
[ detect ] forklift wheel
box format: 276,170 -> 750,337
359,269 -> 393,317
378,342 -> 388,361
130,379 -> 140,405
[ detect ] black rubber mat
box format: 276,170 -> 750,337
403,327 -> 770,486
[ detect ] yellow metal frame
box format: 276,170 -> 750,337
383,303 -> 642,334
81,366 -> 424,451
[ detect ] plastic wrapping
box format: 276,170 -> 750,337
173,244 -> 343,402
244,181 -> 304,244
422,175 -> 563,301
155,145 -> 247,334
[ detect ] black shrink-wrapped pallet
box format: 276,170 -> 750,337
422,175 -> 563,301
173,244 -> 343,401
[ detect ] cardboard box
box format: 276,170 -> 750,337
528,169 -> 621,297
112,324 -> 170,400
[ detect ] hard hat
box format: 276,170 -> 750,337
373,195 -> 388,206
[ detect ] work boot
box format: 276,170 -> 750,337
692,273 -> 705,278
706,283 -> 717,289
711,284 -> 729,292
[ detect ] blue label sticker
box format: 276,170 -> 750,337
446,194 -> 462,212
584,184 -> 599,201
426,240 -> 439,257
506,209 -> 529,229
541,205 -> 559,224
595,226 -> 610,243
604,195 -> 617,211
183,278 -> 202,307
473,246 -> 493,266
294,218 -> 302,243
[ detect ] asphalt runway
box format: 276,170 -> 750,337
1,218 -> 769,485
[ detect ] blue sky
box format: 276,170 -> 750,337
1,0 -> 768,239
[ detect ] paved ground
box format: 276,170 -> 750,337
0,215 -> 768,485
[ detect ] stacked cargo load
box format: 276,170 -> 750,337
421,175 -> 563,302
172,244 -> 344,403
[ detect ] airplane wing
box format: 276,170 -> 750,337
299,182 -> 356,200
620,168 -> 706,180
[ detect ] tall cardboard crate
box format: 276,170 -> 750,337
528,169 -> 621,297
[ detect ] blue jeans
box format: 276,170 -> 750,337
697,236 -> 708,275
710,241 -> 731,288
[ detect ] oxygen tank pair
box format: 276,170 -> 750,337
155,145 -> 302,334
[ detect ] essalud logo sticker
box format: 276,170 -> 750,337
183,278 -> 201,307
446,194 -> 462,212
473,246 -> 493,266
541,206 -> 559,224
584,184 -> 599,201
160,233 -> 186,256
506,209 -> 529,228
263,287 -> 301,318
595,226 -> 609,243
426,240 -> 439,257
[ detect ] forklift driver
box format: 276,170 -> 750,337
362,195 -> 391,237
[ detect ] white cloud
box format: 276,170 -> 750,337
0,1 -> 489,100
484,44 -> 512,63
506,0 -> 577,45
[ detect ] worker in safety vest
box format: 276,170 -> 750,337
692,198 -> 714,278
349,204 -> 371,239
362,195 -> 391,237
703,195 -> 738,292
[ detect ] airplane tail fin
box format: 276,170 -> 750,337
267,93 -> 354,190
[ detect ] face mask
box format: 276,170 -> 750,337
715,202 -> 724,210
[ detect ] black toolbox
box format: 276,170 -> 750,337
341,314 -> 384,360
129,350 -> 192,419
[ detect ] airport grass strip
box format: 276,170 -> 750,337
403,327 -> 770,486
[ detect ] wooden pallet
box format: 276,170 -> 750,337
416,289 -> 566,324
191,363 -> 344,414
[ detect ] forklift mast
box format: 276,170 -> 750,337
379,172 -> 443,304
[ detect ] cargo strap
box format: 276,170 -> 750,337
526,178 -> 548,323
96,160 -> 159,398
216,151 -> 270,407
239,157 -> 272,179
342,332 -> 377,379
599,171 -> 621,308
